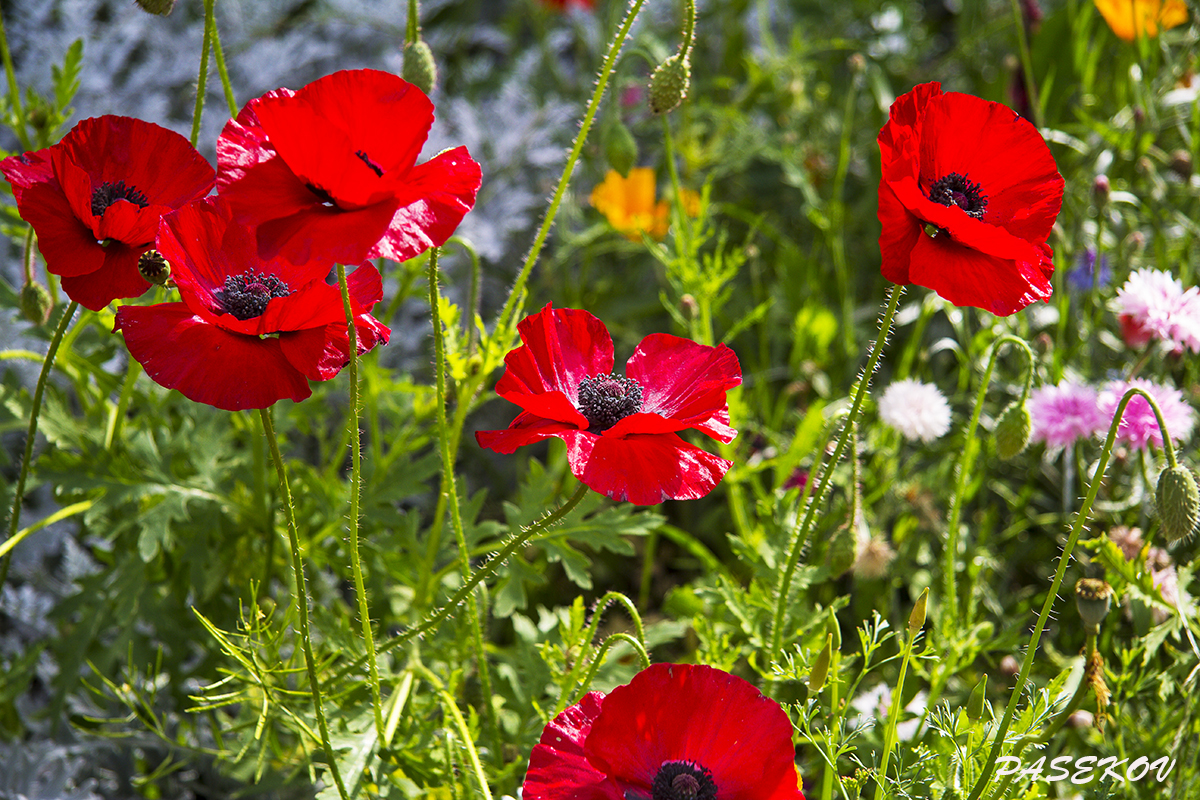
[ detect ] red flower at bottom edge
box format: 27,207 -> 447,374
113,198 -> 389,411
475,305 -> 741,505
877,81 -> 1064,316
523,663 -> 806,800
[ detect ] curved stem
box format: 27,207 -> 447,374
377,483 -> 590,659
680,0 -> 696,58
427,246 -> 500,758
258,407 -> 349,800
557,591 -> 646,714
570,632 -> 651,705
490,0 -> 649,352
942,334 -> 1035,628
412,664 -> 492,800
337,264 -> 385,738
768,284 -> 903,667
21,227 -> 34,284
191,0 -> 215,148
1,301 -> 78,588
964,387 -> 1169,800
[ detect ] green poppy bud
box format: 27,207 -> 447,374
966,675 -> 987,721
135,0 -> 176,14
825,521 -> 858,578
1156,464 -> 1200,543
808,632 -> 833,694
908,587 -> 929,636
994,400 -> 1032,460
20,281 -> 53,325
403,39 -> 438,96
602,118 -> 638,178
1074,578 -> 1112,634
648,53 -> 690,114
137,249 -> 171,286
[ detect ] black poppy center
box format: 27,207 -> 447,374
215,269 -> 291,321
576,374 -> 643,433
305,182 -> 337,207
928,172 -> 988,220
355,149 -> 384,177
91,180 -> 149,216
652,761 -> 717,800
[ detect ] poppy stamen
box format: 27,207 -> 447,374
652,761 -> 717,800
355,149 -> 384,177
305,182 -> 337,207
90,180 -> 149,216
928,172 -> 988,220
216,269 -> 291,321
577,374 -> 643,432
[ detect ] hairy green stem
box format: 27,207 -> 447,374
209,0 -> 238,118
21,227 -> 34,285
1,301 -> 78,588
942,335 -> 1035,628
406,0 -> 420,45
191,0 -> 215,147
337,263 -> 385,739
427,247 -> 500,758
413,664 -> 492,800
874,604 -> 922,800
491,0 -> 648,352
557,592 -> 646,714
258,407 -> 349,800
570,632 -> 651,705
965,387 -> 1175,800
768,284 -> 903,667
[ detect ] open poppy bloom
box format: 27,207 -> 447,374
216,68 -> 481,268
475,305 -> 740,505
590,168 -> 699,241
524,663 -> 806,800
1093,0 -> 1187,41
877,82 -> 1064,316
0,115 -> 215,311
113,198 -> 389,411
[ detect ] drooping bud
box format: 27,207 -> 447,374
135,0 -> 176,14
825,521 -> 858,578
994,401 -> 1032,460
648,53 -> 691,114
602,118 -> 638,178
808,633 -> 833,694
20,281 -> 53,325
1156,465 -> 1200,543
1074,578 -> 1112,634
403,39 -> 438,96
966,675 -> 988,721
137,249 -> 172,286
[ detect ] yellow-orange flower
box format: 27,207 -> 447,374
589,168 -> 698,241
1094,0 -> 1187,41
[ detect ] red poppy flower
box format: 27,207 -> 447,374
113,198 -> 389,411
216,68 -> 481,268
540,0 -> 596,10
475,305 -> 740,505
877,82 -> 1064,316
0,116 -> 215,311
524,663 -> 806,800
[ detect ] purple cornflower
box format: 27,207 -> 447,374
1098,378 -> 1196,451
1029,381 -> 1107,448
1067,248 -> 1112,293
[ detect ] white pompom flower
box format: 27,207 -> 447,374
878,378 -> 952,443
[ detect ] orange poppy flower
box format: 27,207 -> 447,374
589,168 -> 698,241
1094,0 -> 1187,41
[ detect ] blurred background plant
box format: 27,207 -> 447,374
1,0 -> 1198,797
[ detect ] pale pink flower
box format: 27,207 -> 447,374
1113,269 -> 1200,354
878,379 -> 951,443
1028,381 -> 1106,448
1098,379 -> 1196,451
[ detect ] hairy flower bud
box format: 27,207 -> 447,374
994,400 -> 1032,460
648,53 -> 691,114
1074,578 -> 1112,634
1156,465 -> 1200,542
825,521 -> 858,578
134,0 -> 176,14
137,249 -> 171,286
20,280 -> 53,325
403,39 -> 438,96
602,119 -> 638,178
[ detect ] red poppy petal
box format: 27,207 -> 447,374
585,664 -> 804,800
16,179 -> 106,278
877,180 -> 922,286
624,334 -> 740,440
216,90 -> 294,187
255,202 -> 399,268
0,149 -> 55,191
906,231 -> 1053,315
495,305 -> 613,419
878,82 -> 941,184
557,430 -> 731,505
368,146 -> 483,263
475,413 -> 580,454
523,692 -> 623,800
278,312 -> 391,382
115,303 -> 312,411
93,199 -> 160,245
61,244 -> 151,311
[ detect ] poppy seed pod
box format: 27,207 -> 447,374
20,281 -> 53,325
994,400 -> 1032,460
1156,464 -> 1200,543
402,39 -> 438,96
1074,578 -> 1112,633
137,249 -> 171,287
648,53 -> 691,114
135,0 -> 176,14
